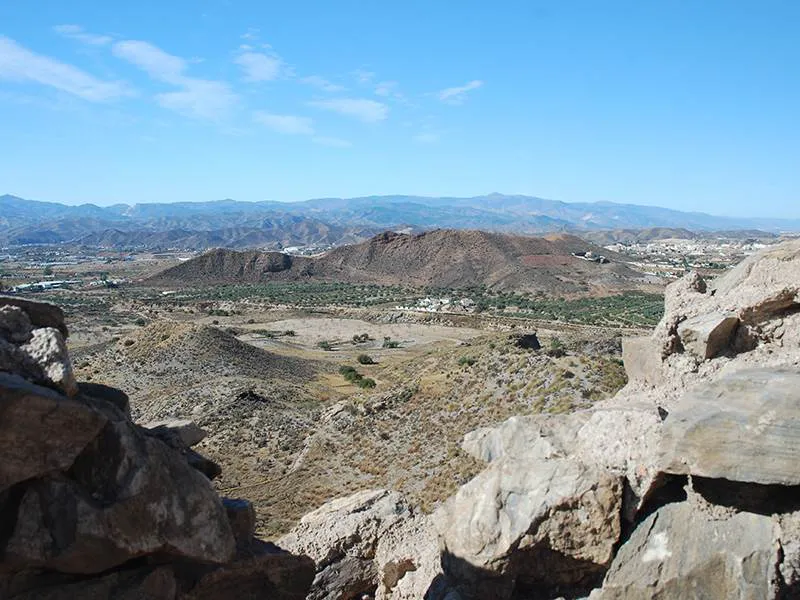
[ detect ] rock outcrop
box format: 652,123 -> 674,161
0,298 -> 314,599
279,489 -> 440,600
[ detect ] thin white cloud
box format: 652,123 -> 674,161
0,36 -> 131,102
413,132 -> 440,144
254,111 -> 314,135
112,39 -> 236,119
235,52 -> 282,82
437,79 -> 483,104
53,24 -> 113,46
313,136 -> 352,148
301,75 -> 345,92
241,28 -> 260,41
308,98 -> 388,123
352,68 -> 374,84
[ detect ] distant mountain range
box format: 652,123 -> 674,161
2,193 -> 798,248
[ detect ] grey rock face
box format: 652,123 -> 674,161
0,296 -> 68,337
593,502 -> 778,600
280,489 -> 440,600
3,407 -> 236,574
20,327 -> 77,396
676,311 -> 739,359
144,418 -> 208,447
659,368 -> 800,486
435,455 -> 622,600
0,373 -> 106,492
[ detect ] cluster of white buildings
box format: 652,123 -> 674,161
395,297 -> 476,313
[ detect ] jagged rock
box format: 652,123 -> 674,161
0,373 -> 106,492
280,489 -> 437,600
435,455 -> 622,600
676,311 -> 739,359
659,368 -> 800,486
621,336 -> 663,386
20,327 -> 77,396
591,502 -> 778,600
0,296 -> 68,337
144,418 -> 208,447
2,400 -> 236,574
224,497 -> 257,550
656,271 -> 708,357
0,305 -> 33,343
78,381 -> 131,417
461,413 -> 588,464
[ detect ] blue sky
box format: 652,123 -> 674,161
0,1 -> 798,217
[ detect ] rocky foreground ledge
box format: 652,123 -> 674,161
0,296 -> 313,599
1,239 -> 799,600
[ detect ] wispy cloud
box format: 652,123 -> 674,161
312,136 -> 352,148
437,79 -> 483,104
0,36 -> 131,102
112,40 -> 236,119
254,111 -> 314,135
235,51 -> 282,82
53,24 -> 113,46
301,75 -> 345,92
308,98 -> 388,123
413,132 -> 440,144
352,68 -> 374,84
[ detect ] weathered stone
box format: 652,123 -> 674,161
435,456 -> 622,600
20,327 -> 77,396
461,413 -> 587,464
621,336 -> 663,386
2,410 -> 235,574
0,296 -> 68,337
278,490 -> 438,600
183,551 -> 315,600
0,305 -> 33,343
223,497 -> 256,550
592,502 -> 778,600
676,311 -> 739,359
0,373 -> 106,492
659,368 -> 800,486
144,418 -> 207,448
186,448 -> 223,480
78,381 -> 131,417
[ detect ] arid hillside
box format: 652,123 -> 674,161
151,229 -> 650,294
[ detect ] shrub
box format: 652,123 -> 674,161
546,337 -> 566,358
352,333 -> 371,344
134,317 -> 146,326
318,340 -> 333,351
283,330 -> 296,336
357,354 -> 375,365
458,356 -> 476,367
357,377 -> 376,389
382,336 -> 400,349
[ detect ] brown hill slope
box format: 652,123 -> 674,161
152,229 -> 648,294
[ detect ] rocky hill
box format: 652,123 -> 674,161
152,229 -> 650,294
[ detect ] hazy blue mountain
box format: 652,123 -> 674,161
2,193 -> 799,248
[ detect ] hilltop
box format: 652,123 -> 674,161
151,229 -> 651,295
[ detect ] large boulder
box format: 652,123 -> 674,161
1,399 -> 236,574
659,368 -> 800,486
280,489 -> 440,600
592,501 -> 779,599
435,455 -> 622,600
0,373 -> 106,492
